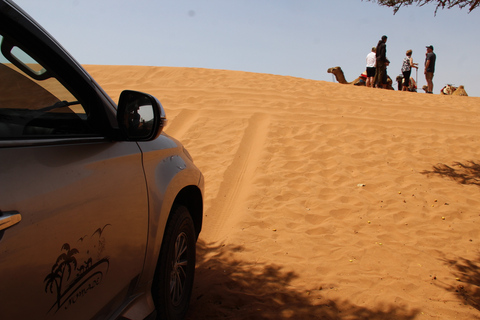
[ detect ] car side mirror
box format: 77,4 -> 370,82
117,90 -> 167,141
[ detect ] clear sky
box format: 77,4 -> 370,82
13,0 -> 480,97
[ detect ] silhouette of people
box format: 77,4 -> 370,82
374,35 -> 387,88
129,106 -> 140,128
382,58 -> 390,89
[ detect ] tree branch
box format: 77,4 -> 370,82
364,0 -> 480,14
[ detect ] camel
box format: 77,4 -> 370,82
440,84 -> 456,95
395,75 -> 417,92
452,85 -> 468,96
439,84 -> 468,96
423,84 -> 469,96
327,66 -> 365,85
327,66 -> 393,89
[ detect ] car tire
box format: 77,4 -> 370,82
153,205 -> 196,320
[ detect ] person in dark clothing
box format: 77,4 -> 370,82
374,35 -> 388,88
424,45 -> 436,94
382,58 -> 390,87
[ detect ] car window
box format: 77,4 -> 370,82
0,34 -> 98,139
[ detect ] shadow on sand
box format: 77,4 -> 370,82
421,161 -> 480,186
421,160 -> 480,317
186,240 -> 419,320
438,253 -> 480,313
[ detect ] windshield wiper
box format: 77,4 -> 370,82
39,100 -> 80,112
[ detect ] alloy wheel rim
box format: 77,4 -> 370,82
170,232 -> 188,305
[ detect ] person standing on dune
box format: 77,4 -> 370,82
374,35 -> 387,88
366,47 -> 376,88
401,49 -> 418,91
424,45 -> 436,94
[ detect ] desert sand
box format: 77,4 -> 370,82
86,65 -> 480,319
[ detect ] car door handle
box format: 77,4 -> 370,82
0,210 -> 22,231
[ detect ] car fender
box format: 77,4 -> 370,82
137,134 -> 203,288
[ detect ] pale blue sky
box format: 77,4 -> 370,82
14,0 -> 480,97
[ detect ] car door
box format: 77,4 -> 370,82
0,34 -> 149,319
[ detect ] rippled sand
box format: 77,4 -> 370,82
86,65 -> 480,319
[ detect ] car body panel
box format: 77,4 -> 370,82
136,136 -> 204,287
0,141 -> 149,319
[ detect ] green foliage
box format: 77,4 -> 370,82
365,0 -> 480,14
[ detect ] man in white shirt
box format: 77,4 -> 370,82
366,47 -> 376,87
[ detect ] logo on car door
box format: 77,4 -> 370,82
44,224 -> 111,313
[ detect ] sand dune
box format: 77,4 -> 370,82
86,65 -> 480,319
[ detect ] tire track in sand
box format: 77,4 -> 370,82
164,109 -> 200,140
202,112 -> 270,242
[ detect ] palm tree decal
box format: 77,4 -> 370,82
44,225 -> 111,314
44,243 -> 79,311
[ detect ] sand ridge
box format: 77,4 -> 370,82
85,65 -> 480,319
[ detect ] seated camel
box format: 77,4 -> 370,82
423,84 -> 469,96
395,75 -> 417,92
452,85 -> 468,96
327,66 -> 393,89
440,84 -> 468,96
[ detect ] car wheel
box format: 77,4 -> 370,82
153,205 -> 196,319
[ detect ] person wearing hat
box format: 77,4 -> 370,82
374,35 -> 388,88
424,45 -> 436,94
